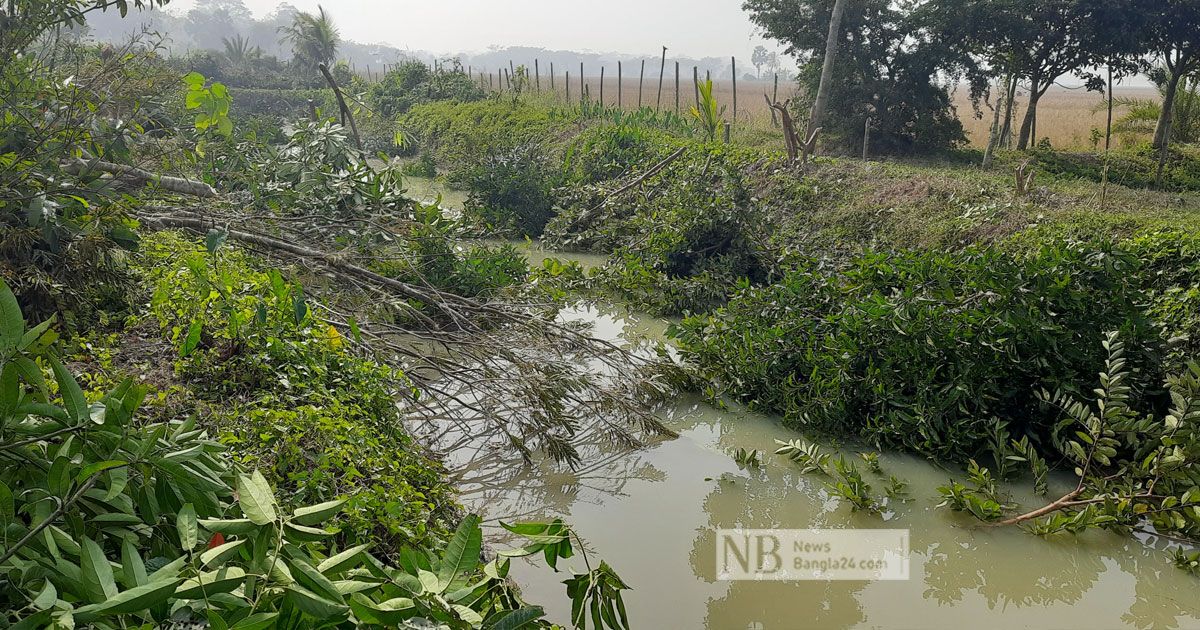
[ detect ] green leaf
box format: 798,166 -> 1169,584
80,537 -> 119,603
290,498 -> 345,526
289,557 -> 344,604
180,318 -> 203,358
199,518 -> 259,536
201,539 -> 247,569
285,585 -> 349,621
230,613 -> 279,630
77,460 -> 125,483
32,581 -> 56,610
236,470 -> 276,525
317,544 -> 370,576
0,278 -> 25,352
487,606 -> 545,630
177,503 -> 198,551
74,578 -> 182,622
121,538 -> 147,588
49,356 -> 86,424
175,567 -> 247,599
438,513 -> 482,587
206,229 -> 227,255
0,481 -> 13,527
349,595 -> 416,626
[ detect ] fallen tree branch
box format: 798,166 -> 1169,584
65,157 -> 217,197
570,146 -> 687,232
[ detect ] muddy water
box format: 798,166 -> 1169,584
415,177 -> 1200,629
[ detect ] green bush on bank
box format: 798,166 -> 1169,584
672,237 -> 1177,461
136,231 -> 456,550
1029,144 -> 1200,192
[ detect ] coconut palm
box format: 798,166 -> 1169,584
277,5 -> 340,72
220,34 -> 262,64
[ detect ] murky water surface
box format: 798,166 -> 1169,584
416,176 -> 1200,630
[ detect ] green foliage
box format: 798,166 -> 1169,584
774,438 -> 831,474
689,78 -> 725,142
277,5 -> 340,73
461,142 -> 561,237
500,521 -> 632,630
182,71 -> 233,138
547,142 -> 780,315
0,276 -> 540,628
137,232 -> 456,550
368,60 -> 486,117
733,448 -> 762,469
827,457 -> 879,513
1030,144 -> 1200,192
674,239 -> 1166,461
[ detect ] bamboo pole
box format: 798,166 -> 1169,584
693,66 -> 700,110
580,62 -> 584,105
566,70 -> 571,104
535,59 -> 540,92
656,46 -> 667,110
618,61 -> 623,109
550,62 -> 556,90
600,66 -> 605,107
638,59 -> 645,108
731,56 -> 738,124
675,61 -> 680,114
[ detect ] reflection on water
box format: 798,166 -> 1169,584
409,175 -> 1200,629
448,304 -> 1200,630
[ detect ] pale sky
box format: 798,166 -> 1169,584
166,0 -> 777,61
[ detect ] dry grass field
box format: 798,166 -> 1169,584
500,74 -> 1161,150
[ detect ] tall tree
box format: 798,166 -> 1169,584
1009,0 -> 1098,149
1147,0 -> 1200,149
278,5 -> 340,72
751,45 -> 770,78
744,0 -> 965,154
809,0 -> 847,134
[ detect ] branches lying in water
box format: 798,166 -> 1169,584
137,205 -> 677,468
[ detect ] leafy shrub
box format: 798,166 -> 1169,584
562,124 -> 676,186
136,232 -> 456,550
368,60 -> 485,117
547,143 -> 780,315
461,141 -> 561,237
673,239 -> 1166,460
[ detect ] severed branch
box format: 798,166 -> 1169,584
65,156 -> 217,197
569,146 -> 687,232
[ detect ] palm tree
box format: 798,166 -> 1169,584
220,34 -> 262,64
277,5 -> 340,72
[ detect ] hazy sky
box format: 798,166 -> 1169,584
166,0 -> 779,60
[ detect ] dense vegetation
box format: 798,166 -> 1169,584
7,0 -> 1200,627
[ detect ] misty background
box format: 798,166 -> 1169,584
78,0 -> 797,81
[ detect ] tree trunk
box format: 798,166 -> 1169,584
809,0 -> 848,133
982,72 -> 1011,168
1017,77 -> 1041,150
999,77 -> 1017,148
1153,68 -> 1183,149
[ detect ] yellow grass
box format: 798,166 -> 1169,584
508,75 -> 1160,150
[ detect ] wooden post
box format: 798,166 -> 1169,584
693,66 -> 700,110
600,66 -> 605,107
723,121 -> 731,144
771,73 -> 780,127
580,62 -> 585,105
509,59 -> 515,83
731,56 -> 738,124
863,117 -> 871,160
675,61 -> 680,114
657,46 -> 667,110
550,63 -> 556,90
566,70 -> 571,104
638,59 -> 645,108
535,59 -> 540,92
618,61 -> 623,109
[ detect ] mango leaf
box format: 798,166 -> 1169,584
177,503 -> 198,551
199,518 -> 259,536
201,539 -> 247,568
348,595 -> 417,626
285,585 -> 349,621
180,318 -> 203,358
32,581 -> 56,610
176,567 -> 247,600
73,578 -> 182,622
317,543 -> 370,576
487,606 -> 545,630
290,498 -> 345,526
81,537 -> 119,603
437,514 -> 482,587
0,278 -> 24,352
230,613 -> 279,630
236,470 -> 276,525
121,538 -> 147,588
49,356 -> 86,424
